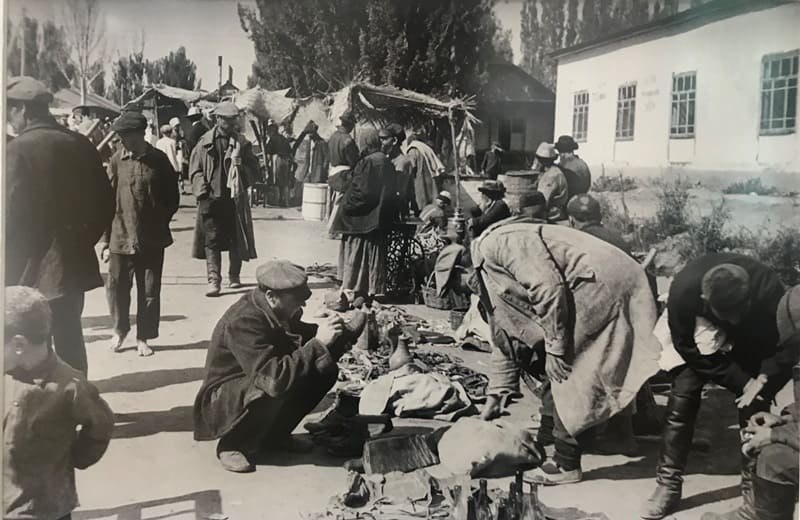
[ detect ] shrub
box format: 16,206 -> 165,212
755,227 -> 800,286
653,178 -> 693,237
680,199 -> 734,259
723,177 -> 779,196
592,174 -> 638,193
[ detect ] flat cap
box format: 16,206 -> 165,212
256,260 -> 310,293
214,101 -> 240,118
5,286 -> 52,343
566,194 -> 601,222
519,190 -> 547,209
7,76 -> 53,104
384,123 -> 406,142
701,264 -> 750,311
111,111 -> 147,133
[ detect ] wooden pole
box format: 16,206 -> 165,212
449,107 -> 461,213
152,96 -> 160,139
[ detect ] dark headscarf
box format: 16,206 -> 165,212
358,128 -> 380,156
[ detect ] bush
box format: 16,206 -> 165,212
592,174 -> 638,192
723,177 -> 779,196
755,227 -> 800,286
653,178 -> 693,238
680,199 -> 734,259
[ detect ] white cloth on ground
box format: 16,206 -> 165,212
655,310 -> 731,371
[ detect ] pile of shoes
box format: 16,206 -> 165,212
305,391 -> 393,458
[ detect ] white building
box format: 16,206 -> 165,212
552,0 -> 800,188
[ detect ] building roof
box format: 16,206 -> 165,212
483,62 -> 554,103
52,86 -> 121,115
551,0 -> 795,61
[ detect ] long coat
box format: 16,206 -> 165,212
193,289 -> 332,441
330,151 -> 396,236
190,128 -> 258,260
5,118 -> 113,299
472,223 -> 661,436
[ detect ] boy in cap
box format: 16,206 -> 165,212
100,111 -> 180,357
642,254 -> 793,519
190,101 -> 259,296
555,135 -> 591,197
6,76 -> 114,375
702,285 -> 800,520
531,142 -> 569,221
4,286 -> 115,520
194,260 -> 367,472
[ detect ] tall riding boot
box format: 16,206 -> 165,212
205,248 -> 222,297
698,459 -> 758,520
752,476 -> 798,520
641,394 -> 701,519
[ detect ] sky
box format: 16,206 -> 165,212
9,0 -> 526,92
8,0 -> 257,90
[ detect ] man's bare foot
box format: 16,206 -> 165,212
109,332 -> 127,352
137,340 -> 154,357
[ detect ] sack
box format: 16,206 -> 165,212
438,418 -> 543,478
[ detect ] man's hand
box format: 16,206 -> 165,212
742,423 -> 774,456
480,395 -> 503,421
736,374 -> 767,409
100,245 -> 110,263
545,353 -> 572,384
748,411 -> 784,429
316,315 -> 344,348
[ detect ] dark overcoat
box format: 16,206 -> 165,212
5,118 -> 113,299
330,151 -> 396,235
193,289 -> 337,441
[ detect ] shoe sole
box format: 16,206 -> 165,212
525,473 -> 583,486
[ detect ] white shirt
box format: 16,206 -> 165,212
156,136 -> 180,173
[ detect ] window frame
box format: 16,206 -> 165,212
572,90 -> 589,142
615,82 -> 637,141
670,71 -> 697,139
759,50 -> 799,136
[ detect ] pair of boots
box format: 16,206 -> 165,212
700,475 -> 797,520
205,249 -> 242,297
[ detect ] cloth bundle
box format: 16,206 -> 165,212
358,362 -> 476,421
655,310 -> 731,371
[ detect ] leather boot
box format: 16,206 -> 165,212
205,249 -> 222,297
752,476 -> 797,520
641,393 -> 701,519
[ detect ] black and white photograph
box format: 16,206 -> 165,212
2,0 -> 799,518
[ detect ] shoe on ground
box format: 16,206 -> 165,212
304,408 -> 349,435
524,461 -> 583,486
228,278 -> 242,289
217,450 -> 254,473
206,282 -> 221,297
278,435 -> 315,454
641,484 -> 682,519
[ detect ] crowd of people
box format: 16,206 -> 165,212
4,75 -> 798,520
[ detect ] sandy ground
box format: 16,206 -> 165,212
71,198 -> 780,520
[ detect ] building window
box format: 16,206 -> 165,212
615,83 -> 636,140
671,72 -> 696,137
760,51 -> 798,134
572,91 -> 589,141
495,117 -> 526,152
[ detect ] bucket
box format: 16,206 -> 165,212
499,170 -> 539,214
302,183 -> 328,221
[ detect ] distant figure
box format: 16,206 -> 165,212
156,124 -> 182,176
145,121 -> 158,146
555,135 -> 592,197
186,106 -> 209,155
4,286 -> 115,519
101,112 -> 180,357
566,194 -> 631,255
419,190 -> 452,234
265,119 -> 294,207
326,111 -> 360,232
481,142 -> 503,180
532,142 -> 569,221
468,179 -> 510,238
292,120 -> 329,206
6,76 -> 114,375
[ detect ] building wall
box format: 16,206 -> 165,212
554,4 -> 800,188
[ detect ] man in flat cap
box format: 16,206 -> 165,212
5,76 -> 114,375
555,135 -> 591,197
99,112 -> 180,357
194,260 -> 366,472
567,194 -> 630,255
381,123 -> 415,219
642,254 -> 793,519
327,111 -> 360,234
531,142 -> 569,221
190,101 -> 259,297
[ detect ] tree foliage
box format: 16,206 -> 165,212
7,15 -> 75,93
240,0 -> 507,97
144,46 -> 198,90
61,0 -> 107,103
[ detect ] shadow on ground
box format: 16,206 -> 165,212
82,315 -> 187,330
113,406 -> 195,439
73,489 -> 222,520
94,367 -> 205,393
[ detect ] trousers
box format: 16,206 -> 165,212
537,382 -> 591,470
106,250 -> 165,340
205,247 -> 242,284
656,364 -> 791,487
49,291 -> 87,375
217,368 -> 337,455
757,443 -> 799,486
